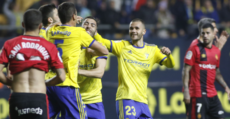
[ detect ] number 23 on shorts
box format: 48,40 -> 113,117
125,105 -> 136,116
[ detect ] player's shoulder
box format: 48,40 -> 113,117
212,45 -> 221,52
145,42 -> 157,47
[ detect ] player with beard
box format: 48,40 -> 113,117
0,9 -> 65,119
93,18 -> 175,119
46,2 -> 109,119
56,16 -> 107,119
183,23 -> 230,119
189,18 -> 228,50
38,4 -> 60,40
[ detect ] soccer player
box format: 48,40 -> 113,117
0,9 -> 65,119
183,23 -> 230,119
78,16 -> 107,119
93,18 -> 175,119
189,18 -> 229,50
38,4 -> 60,40
46,2 -> 109,119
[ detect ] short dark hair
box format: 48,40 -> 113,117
83,16 -> 100,26
198,18 -> 215,31
131,18 -> 145,28
201,23 -> 214,31
23,9 -> 42,31
58,2 -> 76,24
39,4 -> 56,26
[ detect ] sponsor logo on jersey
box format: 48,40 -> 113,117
15,107 -> 43,116
199,64 -> 216,69
185,51 -> 192,60
79,64 -> 95,69
124,59 -> 150,68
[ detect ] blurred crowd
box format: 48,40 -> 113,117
0,0 -> 230,39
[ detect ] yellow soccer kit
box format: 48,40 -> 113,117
94,33 -> 174,104
39,27 -> 57,80
39,28 -> 47,40
47,25 -> 95,88
78,48 -> 107,104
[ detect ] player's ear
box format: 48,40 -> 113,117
142,28 -> 146,35
48,17 -> 53,24
38,23 -> 42,30
22,22 -> 25,28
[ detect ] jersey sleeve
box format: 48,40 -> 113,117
0,42 -> 9,65
110,40 -> 125,56
81,30 -> 95,48
49,45 -> 64,69
184,46 -> 196,66
153,46 -> 167,65
94,33 -> 112,52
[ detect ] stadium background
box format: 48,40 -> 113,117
0,0 -> 230,119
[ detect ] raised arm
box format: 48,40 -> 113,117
90,41 -> 109,56
160,46 -> 175,68
182,63 -> 192,104
78,58 -> 107,78
46,68 -> 65,86
215,30 -> 229,50
215,68 -> 230,100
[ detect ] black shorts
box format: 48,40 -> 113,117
186,95 -> 224,119
9,93 -> 49,119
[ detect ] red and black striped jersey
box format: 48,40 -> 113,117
184,39 -> 220,97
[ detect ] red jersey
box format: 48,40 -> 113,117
184,40 -> 220,98
0,35 -> 64,74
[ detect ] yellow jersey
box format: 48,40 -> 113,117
94,33 -> 167,104
39,28 -> 47,40
47,25 -> 95,88
78,47 -> 107,104
39,27 -> 57,80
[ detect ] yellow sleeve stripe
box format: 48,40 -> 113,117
159,56 -> 167,65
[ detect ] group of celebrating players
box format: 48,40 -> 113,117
0,1 -> 229,119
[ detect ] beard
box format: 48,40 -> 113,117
130,33 -> 143,41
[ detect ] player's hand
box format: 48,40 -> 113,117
161,46 -> 171,55
225,87 -> 230,100
215,31 -> 229,50
76,16 -> 83,24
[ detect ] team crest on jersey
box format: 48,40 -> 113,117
145,53 -> 149,59
201,54 -> 206,58
215,54 -> 218,60
128,50 -> 132,54
185,51 -> 192,60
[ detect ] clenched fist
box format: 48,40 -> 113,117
161,46 -> 171,55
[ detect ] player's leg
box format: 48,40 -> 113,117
85,102 -> 106,119
207,95 -> 224,119
47,86 -> 61,118
186,97 -> 208,119
139,102 -> 153,119
9,93 -> 49,119
116,99 -> 140,119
